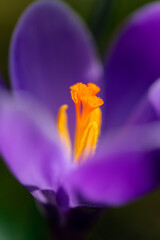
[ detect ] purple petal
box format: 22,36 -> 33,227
104,2 -> 160,130
126,79 -> 160,125
148,78 -> 160,118
10,0 -> 102,135
0,72 -> 7,90
64,123 -> 160,206
127,98 -> 158,125
0,92 -> 68,202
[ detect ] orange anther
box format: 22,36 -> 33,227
70,82 -> 103,162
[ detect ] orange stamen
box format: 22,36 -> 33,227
57,105 -> 71,158
57,83 -> 103,163
70,83 -> 103,162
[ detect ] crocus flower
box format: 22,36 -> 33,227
1,0 -> 160,236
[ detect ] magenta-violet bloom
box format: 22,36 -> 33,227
1,1 -> 160,236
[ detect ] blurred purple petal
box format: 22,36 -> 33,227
64,123 -> 160,206
0,72 -> 7,90
148,78 -> 160,117
126,79 -> 160,124
10,0 -> 102,136
0,92 -> 67,201
104,2 -> 160,130
127,98 -> 158,125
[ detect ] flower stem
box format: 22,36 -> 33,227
43,204 -> 104,240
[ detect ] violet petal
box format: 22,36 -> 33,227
64,123 -> 160,206
104,3 -> 160,130
10,0 -> 102,137
0,92 -> 68,201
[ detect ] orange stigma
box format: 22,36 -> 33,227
57,82 -> 103,163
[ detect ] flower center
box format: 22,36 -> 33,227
57,83 -> 104,163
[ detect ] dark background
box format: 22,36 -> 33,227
0,0 -> 160,239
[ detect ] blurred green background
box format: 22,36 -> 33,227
0,0 -> 160,239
